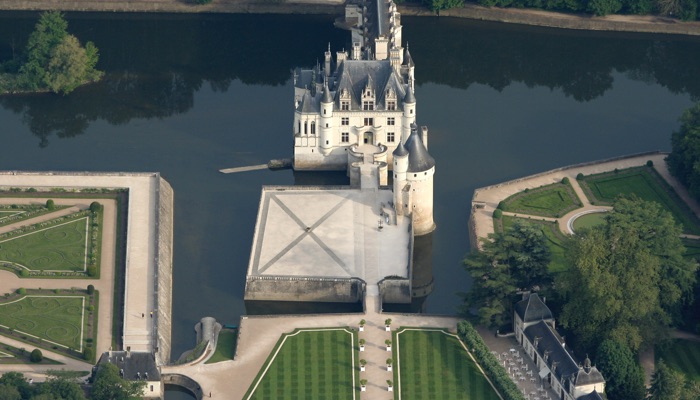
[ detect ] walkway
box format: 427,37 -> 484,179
162,294 -> 461,399
472,152 -> 700,243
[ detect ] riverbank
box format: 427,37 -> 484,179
3,0 -> 700,36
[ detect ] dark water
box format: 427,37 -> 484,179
0,11 -> 698,398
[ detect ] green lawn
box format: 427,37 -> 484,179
0,217 -> 89,271
581,167 -> 700,234
500,182 -> 582,218
205,329 -> 238,364
572,212 -> 607,231
656,339 -> 700,382
0,210 -> 24,220
0,296 -> 85,350
394,328 -> 501,400
0,205 -> 68,227
500,216 -> 569,274
245,328 -> 358,400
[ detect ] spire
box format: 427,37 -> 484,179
404,43 -> 414,67
393,138 -> 408,157
321,81 -> 333,104
584,354 -> 591,373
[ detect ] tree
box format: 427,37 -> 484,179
30,348 -> 43,363
39,377 -> 85,400
462,220 -> 551,328
91,363 -> 144,400
649,359 -> 685,400
19,11 -> 68,90
0,384 -> 21,400
46,199 -> 55,210
45,35 -> 89,95
596,339 -> 645,400
557,197 -> 697,352
667,103 -> 700,201
587,0 -> 622,15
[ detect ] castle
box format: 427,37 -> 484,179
244,0 -> 435,305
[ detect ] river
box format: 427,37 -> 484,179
0,11 -> 698,399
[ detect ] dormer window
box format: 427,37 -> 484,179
340,88 -> 351,111
386,88 -> 397,110
362,79 -> 375,111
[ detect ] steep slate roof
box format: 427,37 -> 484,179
515,293 -> 553,323
298,91 -> 319,113
573,365 -> 606,387
321,84 -> 333,103
404,127 -> 434,173
333,60 -> 406,110
403,87 -> 416,104
97,351 -> 160,381
577,391 -> 605,400
392,138 -> 408,157
523,321 -> 578,385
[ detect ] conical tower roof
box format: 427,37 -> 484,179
321,83 -> 333,104
405,125 -> 434,172
403,87 -> 416,104
393,138 -> 408,157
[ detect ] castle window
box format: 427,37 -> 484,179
387,117 -> 395,126
341,101 -> 350,110
326,140 -> 329,145
414,174 -> 417,177
341,132 -> 349,142
311,121 -> 316,135
410,109 -> 413,114
342,117 -> 349,126
297,121 -> 301,134
326,123 -> 329,127
323,109 -> 327,115
387,132 -> 395,142
304,121 -> 308,135
363,101 -> 374,111
364,118 -> 374,126
387,101 -> 396,110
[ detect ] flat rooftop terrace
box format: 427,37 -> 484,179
247,186 -> 410,286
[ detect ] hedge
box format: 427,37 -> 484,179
457,321 -> 526,400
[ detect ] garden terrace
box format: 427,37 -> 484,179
244,328 -> 359,400
0,289 -> 98,362
499,181 -> 582,218
579,166 -> 700,234
394,328 -> 502,400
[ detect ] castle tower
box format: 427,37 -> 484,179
320,83 -> 334,156
403,125 -> 435,235
393,138 -> 409,216
402,88 -> 416,143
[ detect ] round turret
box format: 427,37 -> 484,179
320,83 -> 334,155
402,88 -> 416,142
403,125 -> 435,236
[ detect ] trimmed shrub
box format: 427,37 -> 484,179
87,265 -> 97,277
83,347 -> 93,361
493,209 -> 502,219
16,288 -> 26,295
497,201 -> 505,210
87,305 -> 94,312
576,173 -> 584,180
45,199 -> 55,210
457,321 -> 526,400
19,269 -> 28,277
561,177 -> 570,184
30,348 -> 43,362
646,160 -> 654,167
87,284 -> 95,295
89,201 -> 101,213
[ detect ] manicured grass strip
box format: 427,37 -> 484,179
0,342 -> 62,365
656,339 -> 700,382
500,216 -> 568,274
682,239 -> 700,261
245,328 -> 357,400
205,329 -> 238,364
0,296 -> 84,350
394,328 -> 501,400
0,217 -> 88,271
500,181 -> 582,218
0,205 -> 68,227
580,167 -> 700,235
0,210 -> 24,220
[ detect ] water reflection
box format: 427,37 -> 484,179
1,13 -> 700,145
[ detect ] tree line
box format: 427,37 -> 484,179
463,100 -> 700,399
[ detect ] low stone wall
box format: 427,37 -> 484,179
162,374 -> 203,400
378,278 -> 411,304
155,177 -> 174,365
244,276 -> 365,302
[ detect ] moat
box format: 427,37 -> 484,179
0,10 -> 698,399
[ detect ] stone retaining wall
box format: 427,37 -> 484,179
244,276 -> 365,302
161,374 -> 203,400
155,177 -> 174,365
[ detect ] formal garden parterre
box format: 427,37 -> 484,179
393,327 -> 502,400
244,328 -> 358,400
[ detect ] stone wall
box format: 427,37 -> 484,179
155,177 -> 174,365
244,276 -> 365,302
378,278 -> 411,304
161,374 -> 203,400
